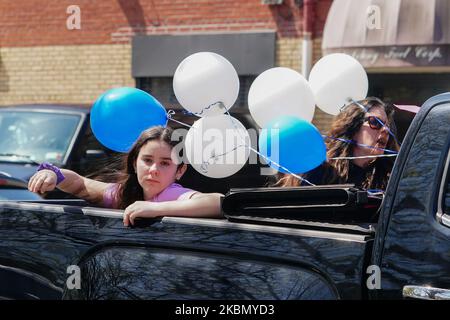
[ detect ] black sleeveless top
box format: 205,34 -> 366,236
301,162 -> 374,188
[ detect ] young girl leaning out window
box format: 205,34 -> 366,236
28,126 -> 223,226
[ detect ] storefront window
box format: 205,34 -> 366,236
368,73 -> 450,106
136,76 -> 257,113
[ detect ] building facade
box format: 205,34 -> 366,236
0,0 -> 334,131
323,0 -> 450,107
3,0 -> 448,133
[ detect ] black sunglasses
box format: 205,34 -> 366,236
364,116 -> 389,131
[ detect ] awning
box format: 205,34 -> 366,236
322,0 -> 450,68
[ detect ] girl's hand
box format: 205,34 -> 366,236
28,170 -> 57,194
123,201 -> 161,226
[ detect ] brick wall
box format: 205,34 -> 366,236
0,0 -> 334,131
276,37 -> 302,70
311,36 -> 334,132
274,35 -> 334,133
0,0 -> 332,50
0,0 -> 286,47
0,44 -> 134,105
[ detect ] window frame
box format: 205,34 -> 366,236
437,143 -> 450,228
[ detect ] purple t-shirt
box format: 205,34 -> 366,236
103,182 -> 197,209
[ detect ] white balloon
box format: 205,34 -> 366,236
308,53 -> 368,115
184,115 -> 250,178
173,52 -> 240,117
248,67 -> 315,128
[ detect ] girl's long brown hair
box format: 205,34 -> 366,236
275,97 -> 400,190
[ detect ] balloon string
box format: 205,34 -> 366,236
341,98 -> 367,112
166,109 -> 246,174
324,136 -> 399,154
200,143 -> 248,173
343,98 -> 402,146
167,107 -> 316,185
191,101 -> 225,117
222,108 -> 316,186
373,115 -> 401,146
164,109 -> 398,185
330,154 -> 397,160
166,109 -> 193,128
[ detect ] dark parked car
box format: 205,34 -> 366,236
0,105 -> 115,182
0,93 -> 449,301
0,172 -> 42,200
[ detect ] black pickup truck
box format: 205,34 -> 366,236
0,93 -> 449,301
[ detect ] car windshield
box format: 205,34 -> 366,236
0,111 -> 81,165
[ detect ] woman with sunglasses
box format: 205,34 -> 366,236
275,97 -> 400,190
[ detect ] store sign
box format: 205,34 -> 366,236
331,46 -> 449,68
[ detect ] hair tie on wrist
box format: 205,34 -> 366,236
37,162 -> 65,185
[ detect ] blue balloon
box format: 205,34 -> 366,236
259,116 -> 326,174
90,87 -> 167,152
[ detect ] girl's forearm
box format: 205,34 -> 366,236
58,169 -> 106,204
57,169 -> 85,194
156,193 -> 223,218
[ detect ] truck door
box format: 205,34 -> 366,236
372,94 -> 450,299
